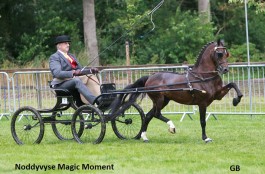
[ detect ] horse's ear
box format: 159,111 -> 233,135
217,39 -> 226,46
217,38 -> 221,46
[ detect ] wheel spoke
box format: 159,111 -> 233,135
11,106 -> 44,145
51,108 -> 75,140
111,103 -> 144,140
72,105 -> 106,144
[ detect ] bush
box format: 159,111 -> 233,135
133,9 -> 215,65
229,42 -> 263,63
17,16 -> 83,66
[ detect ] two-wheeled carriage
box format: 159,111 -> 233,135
11,83 -> 145,145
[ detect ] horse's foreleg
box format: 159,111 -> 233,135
216,83 -> 243,106
229,83 -> 243,106
199,106 -> 212,143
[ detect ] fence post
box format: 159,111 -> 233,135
35,73 -> 42,109
125,41 -> 132,84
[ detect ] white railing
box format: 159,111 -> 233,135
100,64 -> 265,120
0,64 -> 264,121
11,71 -> 56,112
206,64 -> 265,120
0,72 -> 11,120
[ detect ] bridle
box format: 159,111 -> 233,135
187,43 -> 230,80
213,45 -> 229,75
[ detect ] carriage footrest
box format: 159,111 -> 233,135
97,98 -> 114,111
97,83 -> 117,111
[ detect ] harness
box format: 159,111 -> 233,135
214,45 -> 229,76
185,68 -> 219,103
115,70 -> 219,94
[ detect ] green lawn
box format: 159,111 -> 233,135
0,114 -> 264,174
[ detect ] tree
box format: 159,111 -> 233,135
198,0 -> 211,23
0,0 -> 83,67
1,0 -> 264,68
212,1 -> 265,52
0,0 -> 36,64
83,0 -> 99,66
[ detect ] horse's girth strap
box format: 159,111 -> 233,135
185,72 -> 193,91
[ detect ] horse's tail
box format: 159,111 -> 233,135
109,75 -> 149,116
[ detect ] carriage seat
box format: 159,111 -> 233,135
53,88 -> 72,96
48,81 -> 85,108
48,80 -> 73,97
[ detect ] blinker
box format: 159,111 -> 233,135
214,46 -> 229,59
217,52 -> 223,59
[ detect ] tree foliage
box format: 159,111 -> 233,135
229,0 -> 265,13
0,0 -> 83,67
0,0 -> 264,68
229,43 -> 263,62
212,1 -> 265,56
95,0 -> 214,65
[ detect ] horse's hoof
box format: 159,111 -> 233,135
233,98 -> 239,106
168,128 -> 176,134
204,138 -> 213,143
143,140 -> 149,143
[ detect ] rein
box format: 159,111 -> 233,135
188,69 -> 219,81
85,74 -> 101,86
115,71 -> 219,93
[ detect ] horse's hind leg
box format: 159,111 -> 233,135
141,96 -> 175,142
154,113 -> 176,134
199,106 -> 212,143
153,96 -> 176,134
141,108 -> 155,142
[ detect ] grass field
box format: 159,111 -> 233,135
0,114 -> 264,174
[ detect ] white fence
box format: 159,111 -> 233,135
0,64 -> 264,120
206,65 -> 265,120
11,71 -> 56,112
0,72 -> 11,120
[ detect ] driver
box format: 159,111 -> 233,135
49,35 -> 99,104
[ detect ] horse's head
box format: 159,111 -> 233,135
212,39 -> 230,74
194,40 -> 230,74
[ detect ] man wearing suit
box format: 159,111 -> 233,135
49,35 -> 98,104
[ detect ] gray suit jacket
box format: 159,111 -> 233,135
49,51 -> 82,86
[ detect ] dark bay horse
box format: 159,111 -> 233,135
110,39 -> 243,143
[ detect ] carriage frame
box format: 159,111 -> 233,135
10,82 -> 145,145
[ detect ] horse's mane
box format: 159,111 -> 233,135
194,41 -> 215,67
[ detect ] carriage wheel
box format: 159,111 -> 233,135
51,107 -> 77,140
11,106 -> 44,145
111,103 -> 144,140
71,105 -> 106,144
